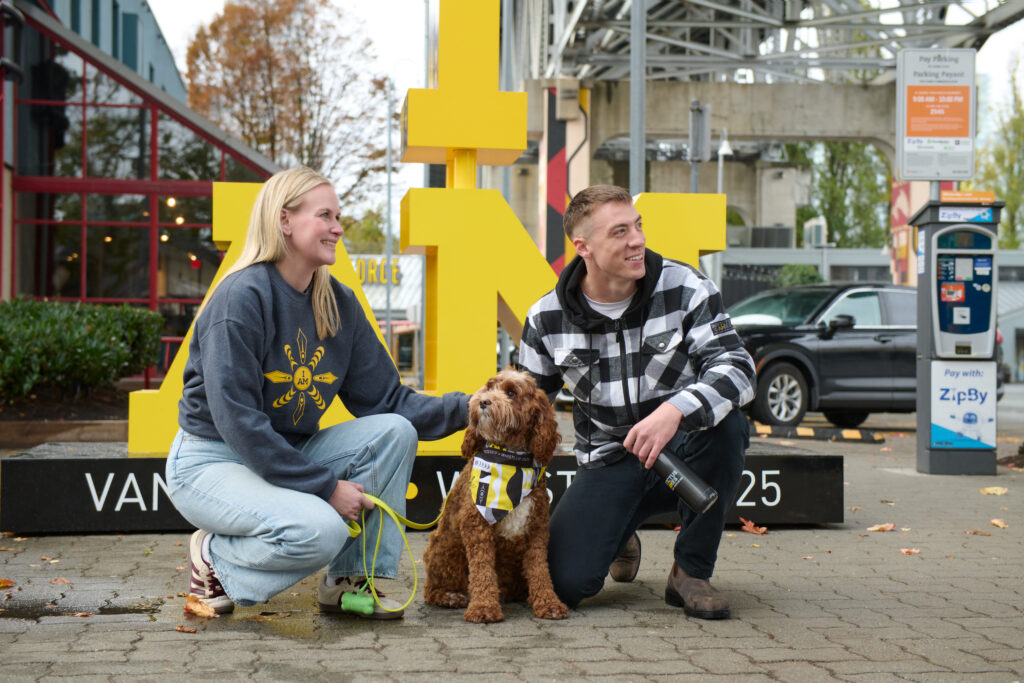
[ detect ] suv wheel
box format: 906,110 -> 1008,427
753,362 -> 808,426
823,410 -> 869,428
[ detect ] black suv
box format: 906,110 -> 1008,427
728,282 -> 918,428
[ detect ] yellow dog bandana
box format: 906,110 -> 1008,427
469,443 -> 546,525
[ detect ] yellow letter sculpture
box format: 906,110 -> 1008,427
127,0 -> 728,457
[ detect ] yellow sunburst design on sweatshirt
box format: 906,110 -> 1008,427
264,328 -> 339,425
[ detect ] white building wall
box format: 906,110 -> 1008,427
49,0 -> 186,101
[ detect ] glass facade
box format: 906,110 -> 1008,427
3,6 -> 273,379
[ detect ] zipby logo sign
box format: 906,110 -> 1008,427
126,0 -> 727,456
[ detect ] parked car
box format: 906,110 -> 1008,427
728,282 -> 921,428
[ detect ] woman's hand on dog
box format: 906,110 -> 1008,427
327,480 -> 375,520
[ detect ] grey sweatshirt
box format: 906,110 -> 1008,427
178,262 -> 469,500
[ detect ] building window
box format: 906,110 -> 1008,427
90,0 -> 100,47
70,0 -> 81,33
111,1 -> 119,61
11,17 -> 272,376
121,12 -> 136,71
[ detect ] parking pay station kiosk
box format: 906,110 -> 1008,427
911,199 -> 1003,474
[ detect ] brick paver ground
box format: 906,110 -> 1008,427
2,395 -> 1022,681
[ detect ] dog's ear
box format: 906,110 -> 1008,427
527,389 -> 561,463
461,425 -> 485,461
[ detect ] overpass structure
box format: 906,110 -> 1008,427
491,0 -> 1024,258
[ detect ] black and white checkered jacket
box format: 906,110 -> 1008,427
518,249 -> 755,468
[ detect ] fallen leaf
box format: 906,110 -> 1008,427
175,566 -> 185,572
879,500 -> 895,506
990,518 -> 1008,528
964,529 -> 991,536
173,542 -> 183,547
48,560 -> 59,564
739,517 -> 768,535
979,487 -> 1007,496
50,578 -> 71,585
848,506 -> 863,512
900,548 -> 920,555
880,447 -> 892,452
1,532 -> 12,537
184,594 -> 219,618
13,537 -> 27,542
0,578 -> 16,588
867,523 -> 896,532
801,555 -> 814,560
40,556 -> 52,561
68,612 -> 93,617
175,624 -> 198,633
751,543 -> 761,548
0,546 -> 12,551
176,592 -> 188,598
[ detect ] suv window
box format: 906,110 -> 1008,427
821,290 -> 882,326
883,290 -> 916,326
729,288 -> 834,325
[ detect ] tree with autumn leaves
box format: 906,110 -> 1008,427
185,0 -> 389,208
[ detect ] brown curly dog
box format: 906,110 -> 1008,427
423,368 -> 568,623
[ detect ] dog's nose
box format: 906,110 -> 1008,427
480,399 -> 491,409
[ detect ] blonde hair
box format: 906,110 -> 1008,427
563,184 -> 633,239
207,166 -> 341,339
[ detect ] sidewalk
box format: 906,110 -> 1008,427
1,411 -> 1022,681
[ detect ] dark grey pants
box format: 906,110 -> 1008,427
547,409 -> 749,608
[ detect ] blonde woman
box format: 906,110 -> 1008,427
166,167 -> 469,619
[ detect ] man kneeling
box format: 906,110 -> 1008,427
517,185 -> 755,619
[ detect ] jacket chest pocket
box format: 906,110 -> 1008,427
642,329 -> 687,392
555,348 -> 600,403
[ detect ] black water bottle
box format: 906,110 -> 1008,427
652,450 -> 719,514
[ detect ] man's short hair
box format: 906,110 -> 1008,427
563,185 -> 633,239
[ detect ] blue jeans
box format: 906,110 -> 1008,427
547,409 -> 749,608
165,414 -> 418,606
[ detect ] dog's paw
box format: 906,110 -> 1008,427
463,602 -> 505,623
532,597 -> 569,620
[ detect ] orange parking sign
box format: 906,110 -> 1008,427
906,85 -> 971,137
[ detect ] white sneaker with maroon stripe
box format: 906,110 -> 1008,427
187,530 -> 234,614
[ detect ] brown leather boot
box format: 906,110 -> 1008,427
608,532 -> 641,583
665,562 -> 730,619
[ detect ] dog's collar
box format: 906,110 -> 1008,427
476,442 -> 536,468
470,443 -> 547,525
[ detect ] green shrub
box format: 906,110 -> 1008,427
0,299 -> 163,401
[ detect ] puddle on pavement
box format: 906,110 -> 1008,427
0,599 -> 160,620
